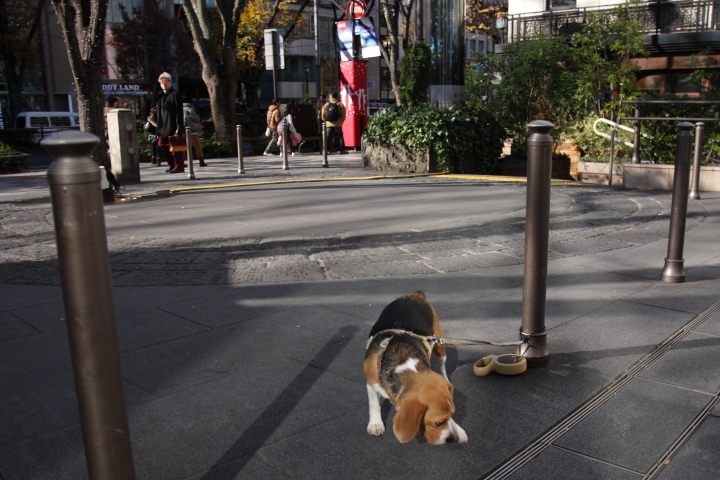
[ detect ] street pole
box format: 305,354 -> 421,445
661,122 -> 694,283
322,121 -> 329,167
518,120 -> 554,368
186,126 -> 195,180
632,94 -> 641,164
282,123 -> 290,170
43,131 -> 136,480
689,122 -> 703,200
237,125 -> 245,174
314,0 -> 321,101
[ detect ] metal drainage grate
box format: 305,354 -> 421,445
483,297 -> 720,480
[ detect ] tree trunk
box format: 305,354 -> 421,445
181,0 -> 242,142
50,0 -> 109,166
204,70 -> 237,141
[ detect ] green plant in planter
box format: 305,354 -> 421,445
400,42 -> 431,106
364,105 -> 505,174
0,141 -> 28,173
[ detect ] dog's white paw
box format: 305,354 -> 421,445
367,422 -> 385,436
455,424 -> 468,444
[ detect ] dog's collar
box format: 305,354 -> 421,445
366,329 -> 438,379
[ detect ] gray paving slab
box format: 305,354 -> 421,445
625,271 -> 720,314
554,377 -> 712,473
655,403 -> 720,480
506,445 -> 642,480
0,367 -> 152,447
546,300 -> 695,386
0,310 -> 39,341
119,305 -> 362,397
0,328 -> 70,383
257,364 -> 600,480
638,332 -> 720,394
694,308 -> 720,337
0,283 -> 63,312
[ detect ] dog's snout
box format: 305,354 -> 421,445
445,433 -> 456,443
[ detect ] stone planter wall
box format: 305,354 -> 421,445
623,163 -> 720,191
362,140 -> 436,173
578,161 -> 720,191
577,161 -> 624,186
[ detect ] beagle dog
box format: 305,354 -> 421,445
364,291 -> 468,444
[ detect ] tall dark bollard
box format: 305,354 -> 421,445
661,122 -> 695,283
237,125 -> 245,174
282,123 -> 290,170
321,121 -> 329,168
43,131 -> 136,479
632,94 -> 641,164
186,126 -> 195,180
689,122 -> 703,200
517,120 -> 554,368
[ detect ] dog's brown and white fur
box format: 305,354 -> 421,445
364,291 -> 468,444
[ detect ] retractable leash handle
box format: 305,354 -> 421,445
473,355 -> 528,376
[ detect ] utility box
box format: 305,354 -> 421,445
107,108 -> 140,184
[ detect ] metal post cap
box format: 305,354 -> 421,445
677,122 -> 695,130
41,130 -> 100,160
527,120 -> 555,134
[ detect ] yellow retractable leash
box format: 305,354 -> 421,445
473,354 -> 527,376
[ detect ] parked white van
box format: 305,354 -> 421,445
15,111 -> 80,130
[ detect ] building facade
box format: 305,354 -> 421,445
501,0 -> 720,94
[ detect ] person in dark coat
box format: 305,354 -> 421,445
153,72 -> 185,173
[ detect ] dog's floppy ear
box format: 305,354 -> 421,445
393,394 -> 427,443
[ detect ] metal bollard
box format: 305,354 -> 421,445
689,122 -> 703,200
517,120 -> 554,368
608,125 -> 617,186
237,125 -> 245,174
186,127 -> 195,180
42,131 -> 136,479
282,123 -> 290,170
632,94 -> 641,164
322,122 -> 329,167
661,122 -> 694,283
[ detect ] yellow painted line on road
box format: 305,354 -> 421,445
167,172 -> 582,193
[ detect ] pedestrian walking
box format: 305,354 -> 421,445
153,72 -> 185,173
182,94 -> 207,167
321,92 -> 347,154
263,99 -> 283,156
278,105 -> 301,156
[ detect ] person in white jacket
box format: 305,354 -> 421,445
182,94 -> 207,166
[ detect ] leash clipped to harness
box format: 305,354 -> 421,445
366,329 -> 540,378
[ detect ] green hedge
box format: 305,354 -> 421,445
363,105 -> 505,174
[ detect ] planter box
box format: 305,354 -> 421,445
578,161 -> 720,191
623,163 -> 720,191
362,140 -> 436,173
577,161 -> 623,186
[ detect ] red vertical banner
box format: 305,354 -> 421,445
339,60 -> 368,148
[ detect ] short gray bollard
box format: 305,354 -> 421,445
689,122 -> 703,200
237,125 -> 245,174
517,120 -> 554,368
282,123 -> 290,170
661,122 -> 694,283
322,121 -> 329,167
186,126 -> 195,180
42,131 -> 136,479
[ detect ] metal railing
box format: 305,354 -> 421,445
506,0 -> 719,44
